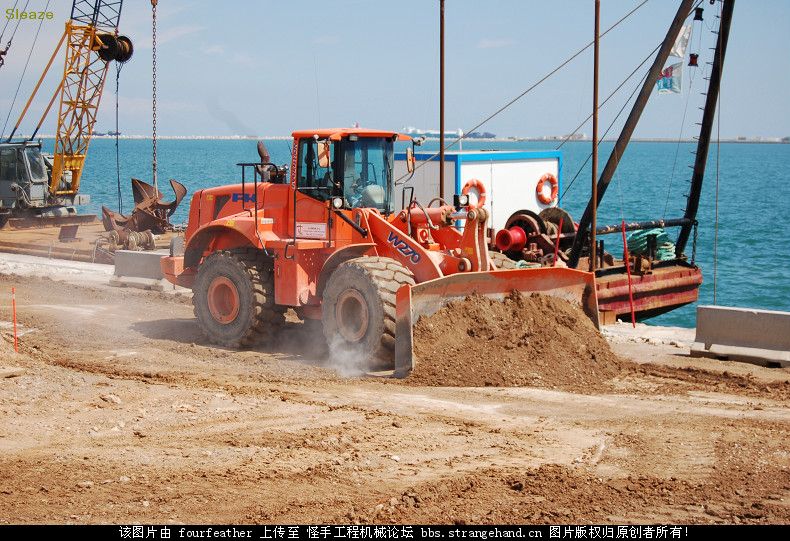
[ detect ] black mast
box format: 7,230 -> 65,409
568,0 -> 695,268
675,0 -> 735,256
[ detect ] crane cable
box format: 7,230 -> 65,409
0,0 -> 20,42
151,0 -> 158,194
1,0 -> 49,140
395,0 -> 651,186
115,62 -> 123,214
0,0 -> 30,70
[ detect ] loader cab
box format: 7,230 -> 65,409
296,132 -> 397,214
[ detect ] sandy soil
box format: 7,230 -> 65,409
0,273 -> 788,525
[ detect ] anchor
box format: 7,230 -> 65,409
101,178 -> 187,250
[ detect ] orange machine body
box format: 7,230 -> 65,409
161,129 -> 493,319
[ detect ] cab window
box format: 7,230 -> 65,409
296,138 -> 334,201
24,147 -> 47,182
0,149 -> 18,182
338,138 -> 392,213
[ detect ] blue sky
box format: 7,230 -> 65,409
2,0 -> 788,138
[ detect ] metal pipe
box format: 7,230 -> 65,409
569,0 -> 695,268
439,0 -> 445,200
595,217 -> 692,235
591,0 -> 600,271
676,0 -> 735,255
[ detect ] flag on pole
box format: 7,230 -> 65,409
657,62 -> 683,94
671,25 -> 692,58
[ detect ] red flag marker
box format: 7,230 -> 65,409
12,287 -> 18,353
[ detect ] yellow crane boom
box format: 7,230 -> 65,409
7,0 -> 132,198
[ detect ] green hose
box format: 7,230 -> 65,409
626,228 -> 676,261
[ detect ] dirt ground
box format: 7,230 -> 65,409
0,273 -> 788,525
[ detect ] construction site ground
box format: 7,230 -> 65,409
0,255 -> 788,525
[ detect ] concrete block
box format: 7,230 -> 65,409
690,305 -> 790,368
109,276 -> 165,292
114,249 -> 168,280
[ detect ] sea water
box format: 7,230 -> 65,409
63,137 -> 790,328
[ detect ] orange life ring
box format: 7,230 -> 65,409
536,173 -> 558,205
461,179 -> 487,208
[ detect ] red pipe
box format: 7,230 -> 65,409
553,217 -> 564,267
495,226 -> 527,252
12,287 -> 18,353
621,220 -> 636,327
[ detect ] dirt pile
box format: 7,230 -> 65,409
409,292 -> 623,389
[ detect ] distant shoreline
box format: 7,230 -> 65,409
21,135 -> 789,144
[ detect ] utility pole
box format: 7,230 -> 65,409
439,0 -> 445,200
591,0 -> 600,271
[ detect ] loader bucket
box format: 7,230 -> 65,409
393,267 -> 599,378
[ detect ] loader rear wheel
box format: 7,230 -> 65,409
192,248 -> 284,348
322,256 -> 415,371
489,250 -> 518,270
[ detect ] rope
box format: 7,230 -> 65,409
1,0 -> 49,139
115,62 -> 123,214
626,228 -> 677,261
560,69 -> 648,199
5,0 -> 30,43
0,0 -> 30,66
561,0 -> 707,200
662,15 -> 706,218
151,0 -> 158,193
556,42 -> 662,150
395,0 -> 652,185
661,64 -> 698,218
0,0 -> 20,42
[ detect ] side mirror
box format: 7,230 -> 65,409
406,146 -> 415,173
317,140 -> 331,169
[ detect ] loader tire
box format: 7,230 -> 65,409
322,256 -> 415,371
192,248 -> 284,348
489,250 -> 518,270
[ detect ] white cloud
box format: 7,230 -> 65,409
477,38 -> 515,49
201,45 -> 225,55
136,25 -> 205,49
229,52 -> 258,68
116,96 -> 199,115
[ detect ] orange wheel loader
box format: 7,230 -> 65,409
161,128 -> 599,375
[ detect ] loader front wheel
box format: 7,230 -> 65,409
192,248 -> 283,348
322,256 -> 415,371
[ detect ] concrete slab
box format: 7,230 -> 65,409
113,249 -> 168,280
0,252 -> 113,288
0,252 -> 190,297
602,321 -> 695,349
690,305 -> 790,368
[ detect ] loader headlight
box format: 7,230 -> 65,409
454,194 -> 469,208
332,196 -> 344,209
